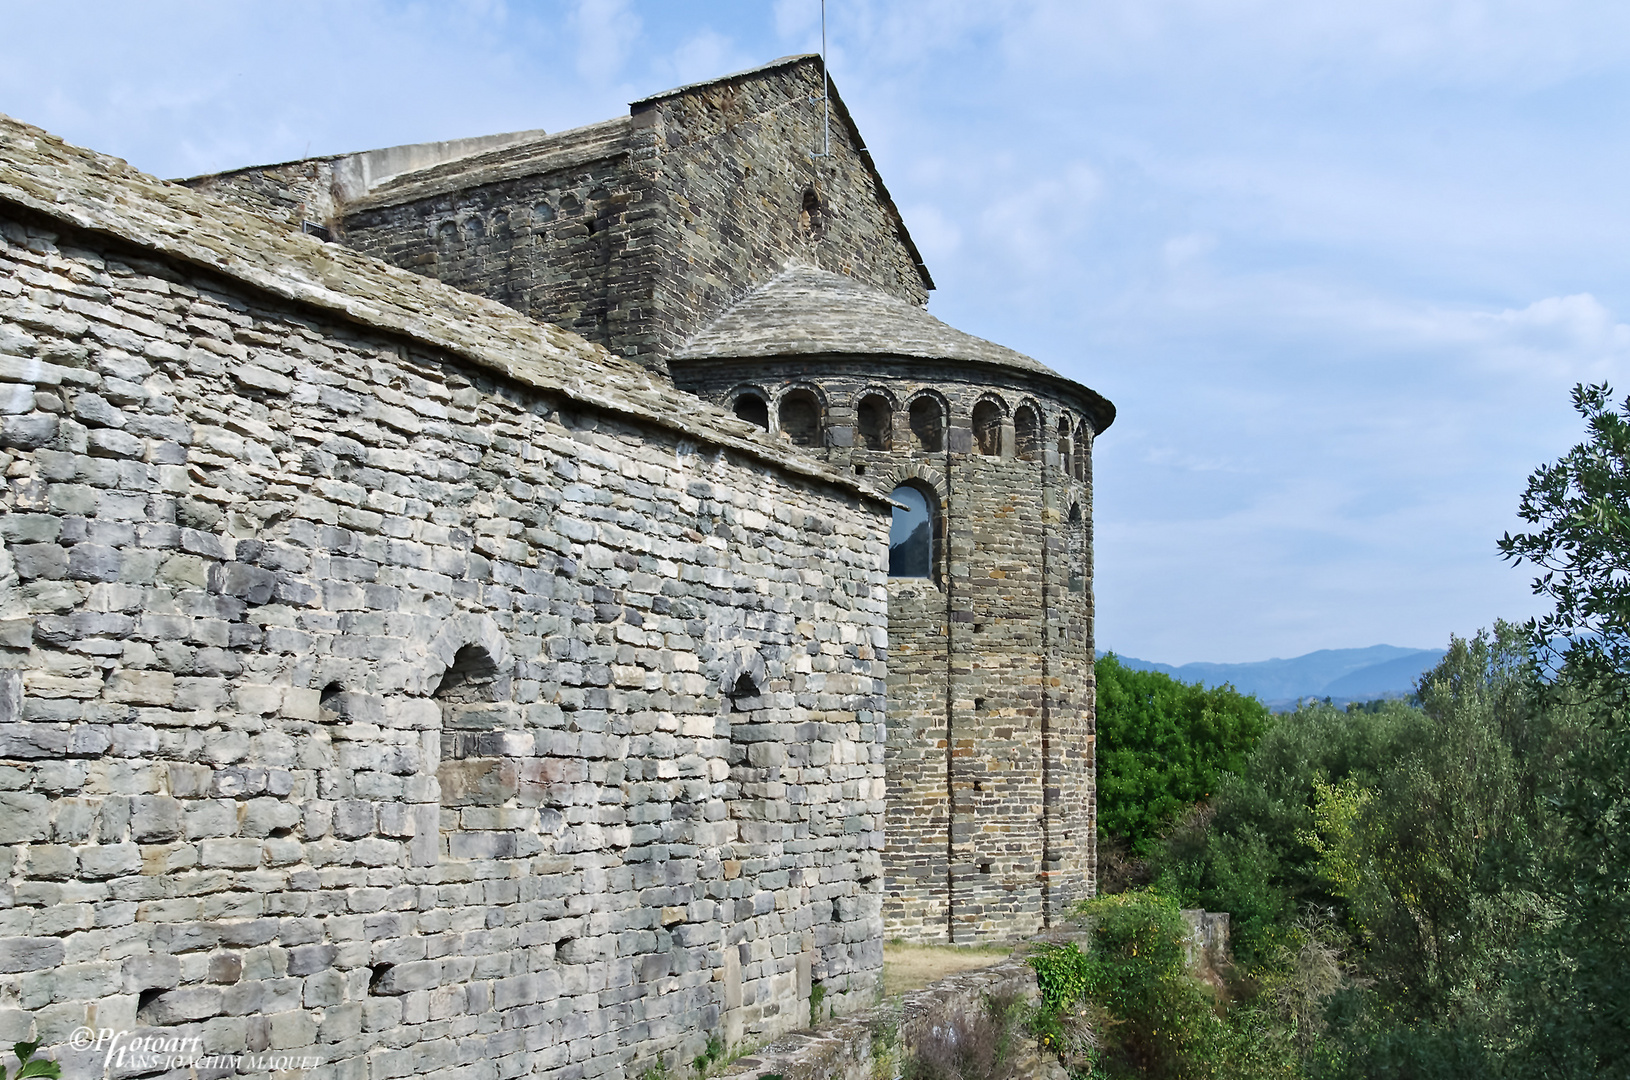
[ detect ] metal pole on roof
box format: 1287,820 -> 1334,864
822,0 -> 831,158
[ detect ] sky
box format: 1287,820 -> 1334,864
4,0 -> 1626,664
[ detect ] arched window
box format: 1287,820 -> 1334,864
1074,421 -> 1090,481
908,397 -> 944,453
434,644 -> 504,760
779,389 -> 822,447
889,484 -> 936,579
1067,502 -> 1086,592
1057,416 -> 1072,461
1015,406 -> 1042,461
800,188 -> 826,239
733,392 -> 769,429
856,394 -> 892,451
972,400 -> 1004,457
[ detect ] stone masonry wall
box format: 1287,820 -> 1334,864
329,58 -> 929,373
672,357 -> 1099,943
339,132 -> 650,364
0,208 -> 890,1079
638,59 -> 931,360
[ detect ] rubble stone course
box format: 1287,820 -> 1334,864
0,115 -> 889,1079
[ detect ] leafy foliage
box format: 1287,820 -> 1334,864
1499,381 -> 1630,692
7,1045 -> 57,1080
1096,654 -> 1270,853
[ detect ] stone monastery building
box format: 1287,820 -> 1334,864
0,56 -> 1113,1080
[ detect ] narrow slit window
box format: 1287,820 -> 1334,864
1015,406 -> 1041,461
909,397 -> 944,453
779,390 -> 822,447
972,400 -> 1003,457
856,394 -> 892,451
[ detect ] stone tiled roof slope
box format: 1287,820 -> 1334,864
676,263 -> 1054,372
0,113 -> 882,499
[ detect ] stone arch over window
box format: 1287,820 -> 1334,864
907,394 -> 946,454
778,387 -> 823,448
732,387 -> 770,429
972,397 -> 1006,457
888,481 -> 942,580
1074,420 -> 1090,481
1015,404 -> 1043,461
855,391 -> 894,451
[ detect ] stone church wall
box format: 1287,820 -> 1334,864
0,201 -> 889,1078
324,57 -> 931,374
673,358 -> 1098,943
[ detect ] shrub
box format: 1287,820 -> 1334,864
1096,654 -> 1269,855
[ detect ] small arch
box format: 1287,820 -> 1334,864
1074,421 -> 1090,481
727,672 -> 763,712
318,681 -> 345,723
733,390 -> 769,430
908,396 -> 945,454
1015,405 -> 1042,461
778,388 -> 823,448
856,393 -> 893,451
799,188 -> 826,239
1067,501 -> 1087,593
972,399 -> 1005,457
889,483 -> 940,580
434,644 -> 508,760
1057,415 -> 1072,461
433,645 -> 500,704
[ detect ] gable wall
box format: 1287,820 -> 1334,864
0,209 -> 888,1077
641,61 -> 930,361
303,61 -> 927,375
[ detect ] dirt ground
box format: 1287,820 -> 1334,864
882,943 -> 1014,996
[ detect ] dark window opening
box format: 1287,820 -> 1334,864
972,400 -> 1003,457
318,681 -> 344,722
1074,422 -> 1090,481
1057,416 -> 1072,461
889,485 -> 935,578
856,394 -> 892,451
434,645 -> 500,704
435,645 -> 505,760
734,393 -> 769,429
728,672 -> 763,712
909,397 -> 944,454
1015,406 -> 1042,461
800,188 -> 826,239
779,390 -> 822,448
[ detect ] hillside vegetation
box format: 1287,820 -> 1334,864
1061,383 -> 1630,1080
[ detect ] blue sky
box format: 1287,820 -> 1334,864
4,0 -> 1625,663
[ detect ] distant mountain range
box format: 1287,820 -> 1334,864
1111,645 -> 1447,710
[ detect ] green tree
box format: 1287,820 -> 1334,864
1096,654 -> 1270,854
1498,382 -> 1630,1078
1499,382 -> 1630,692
